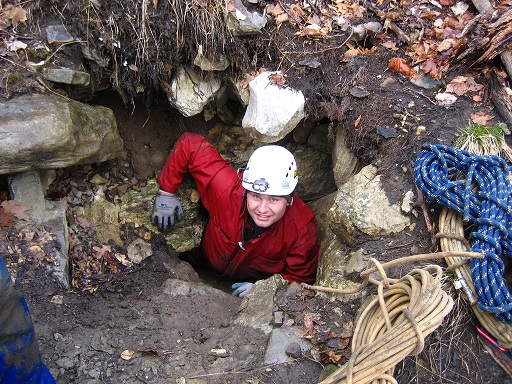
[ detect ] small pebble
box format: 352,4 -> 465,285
285,342 -> 302,359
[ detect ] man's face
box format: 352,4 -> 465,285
246,191 -> 289,228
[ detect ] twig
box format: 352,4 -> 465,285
44,40 -> 85,65
186,359 -> 306,379
403,87 -> 437,105
0,55 -> 27,69
282,28 -> 353,55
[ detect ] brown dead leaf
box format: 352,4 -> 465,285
354,114 -> 361,127
266,3 -> 284,17
342,43 -> 376,62
1,200 -> 31,221
295,24 -> 330,38
275,13 -> 289,28
436,39 -> 454,52
471,112 -> 495,125
93,245 -> 112,259
446,76 -> 484,96
439,0 -> 455,5
421,59 -> 444,79
349,3 -> 366,18
288,4 -> 307,21
153,0 -> 158,8
382,40 -> 398,51
1,4 -> 27,28
0,207 -> 14,227
268,72 -> 287,87
304,313 -> 314,334
387,57 -> 417,78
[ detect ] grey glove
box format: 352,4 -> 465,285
152,190 -> 183,232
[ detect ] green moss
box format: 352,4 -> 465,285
6,74 -> 19,85
26,47 -> 50,62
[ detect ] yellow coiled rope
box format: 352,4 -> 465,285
303,254 -> 482,384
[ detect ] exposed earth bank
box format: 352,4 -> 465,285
2,0 -> 512,383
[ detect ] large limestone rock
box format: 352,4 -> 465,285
309,193 -> 363,301
0,94 -> 123,175
332,124 -> 360,187
8,171 -> 69,288
328,165 -> 411,244
167,67 -> 222,117
242,71 -> 305,143
226,0 -> 267,36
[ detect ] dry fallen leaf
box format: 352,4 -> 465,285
471,112 -> 495,125
354,114 -> 361,127
382,40 -> 398,51
1,200 -> 31,222
275,13 -> 289,28
1,5 -> 27,28
387,57 -> 417,78
0,207 -> 14,227
295,24 -> 330,38
268,72 -> 287,87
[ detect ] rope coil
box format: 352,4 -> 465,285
414,143 -> 512,322
312,259 -> 454,384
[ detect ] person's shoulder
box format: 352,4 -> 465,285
285,195 -> 315,224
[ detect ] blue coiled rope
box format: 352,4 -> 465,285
414,143 -> 512,322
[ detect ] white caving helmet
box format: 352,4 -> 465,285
241,145 -> 298,196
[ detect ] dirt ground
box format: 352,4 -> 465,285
2,0 -> 512,383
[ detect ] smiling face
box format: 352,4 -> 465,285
246,191 -> 289,228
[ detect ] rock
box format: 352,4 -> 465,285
292,117 -> 317,144
126,238 -> 152,264
119,179 -> 206,253
43,67 -> 91,86
8,171 -> 70,288
0,94 -> 124,175
81,45 -> 110,67
309,193 -> 366,300
226,77 -> 250,107
351,21 -> 383,41
162,279 -> 232,298
46,25 -> 74,44
332,124 -> 360,188
410,71 -> 443,90
167,67 -> 222,117
193,51 -> 230,71
234,275 -> 288,334
273,311 -> 284,327
80,192 -> 123,246
285,342 -> 302,359
299,57 -> 322,69
349,86 -> 370,98
264,328 -> 311,364
401,190 -> 415,214
242,71 -> 305,143
345,248 -> 369,275
226,0 -> 267,36
328,165 -> 412,241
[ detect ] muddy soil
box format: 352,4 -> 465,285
2,0 -> 512,383
2,83 -> 511,383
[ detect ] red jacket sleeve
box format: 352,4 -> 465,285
158,133 -> 232,199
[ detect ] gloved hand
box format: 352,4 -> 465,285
152,190 -> 183,232
232,282 -> 254,298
